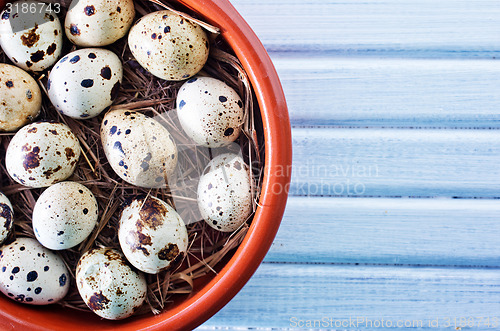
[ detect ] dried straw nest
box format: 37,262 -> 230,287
0,0 -> 264,316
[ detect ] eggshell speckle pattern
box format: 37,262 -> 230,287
47,48 -> 123,119
76,247 -> 147,320
65,0 -> 135,47
118,196 -> 188,274
0,237 -> 70,305
128,10 -> 209,81
101,109 -> 178,188
176,77 -> 244,147
0,193 -> 14,245
0,0 -> 63,72
198,153 -> 252,232
32,182 -> 98,250
0,64 -> 41,131
6,122 -> 81,188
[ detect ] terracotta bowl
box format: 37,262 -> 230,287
0,0 -> 292,330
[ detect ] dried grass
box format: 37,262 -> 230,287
0,0 -> 264,316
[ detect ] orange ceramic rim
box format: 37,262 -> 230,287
0,0 -> 292,330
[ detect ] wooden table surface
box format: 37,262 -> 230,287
200,0 -> 500,329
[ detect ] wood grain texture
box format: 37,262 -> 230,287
230,0 -> 500,58
266,197 -> 500,266
290,128 -> 500,198
275,57 -> 500,128
198,263 -> 500,329
198,1 -> 500,330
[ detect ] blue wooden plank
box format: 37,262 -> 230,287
230,0 -> 500,58
198,263 -> 500,329
265,197 -> 500,266
290,128 -> 500,198
273,57 -> 500,128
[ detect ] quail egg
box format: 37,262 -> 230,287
0,192 -> 14,245
101,109 -> 177,188
76,247 -> 147,320
47,48 -> 123,119
198,153 -> 253,232
0,0 -> 63,71
65,0 -> 135,47
118,196 -> 188,274
0,237 -> 70,305
32,181 -> 98,250
6,121 -> 81,188
176,76 -> 244,147
128,10 -> 209,81
0,63 -> 42,131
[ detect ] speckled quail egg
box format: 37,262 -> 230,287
176,77 -> 244,147
198,153 -> 253,232
0,0 -> 63,71
47,48 -> 123,119
32,182 -> 98,250
101,109 -> 178,188
76,247 -> 147,320
118,196 -> 188,274
128,10 -> 209,81
0,237 -> 70,305
65,0 -> 135,47
6,121 -> 81,188
0,192 -> 14,245
0,64 -> 41,131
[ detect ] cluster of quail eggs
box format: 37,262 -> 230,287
0,0 -> 254,320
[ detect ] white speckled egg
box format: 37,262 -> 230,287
76,247 -> 147,320
0,237 -> 70,305
176,77 -> 244,147
0,64 -> 41,131
198,153 -> 252,232
128,10 -> 209,81
65,0 -> 135,47
0,193 -> 14,245
47,48 -> 123,119
32,182 -> 98,250
118,196 -> 188,274
0,0 -> 63,71
6,121 -> 81,188
101,109 -> 177,188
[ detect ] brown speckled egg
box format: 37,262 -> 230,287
0,237 -> 70,305
65,0 -> 135,47
47,48 -> 123,119
176,76 -> 244,147
118,196 -> 188,274
0,192 -> 14,245
101,109 -> 177,188
76,247 -> 147,320
128,10 -> 209,81
5,122 -> 81,188
0,64 -> 42,131
32,182 -> 98,250
198,153 -> 253,232
0,0 -> 63,72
